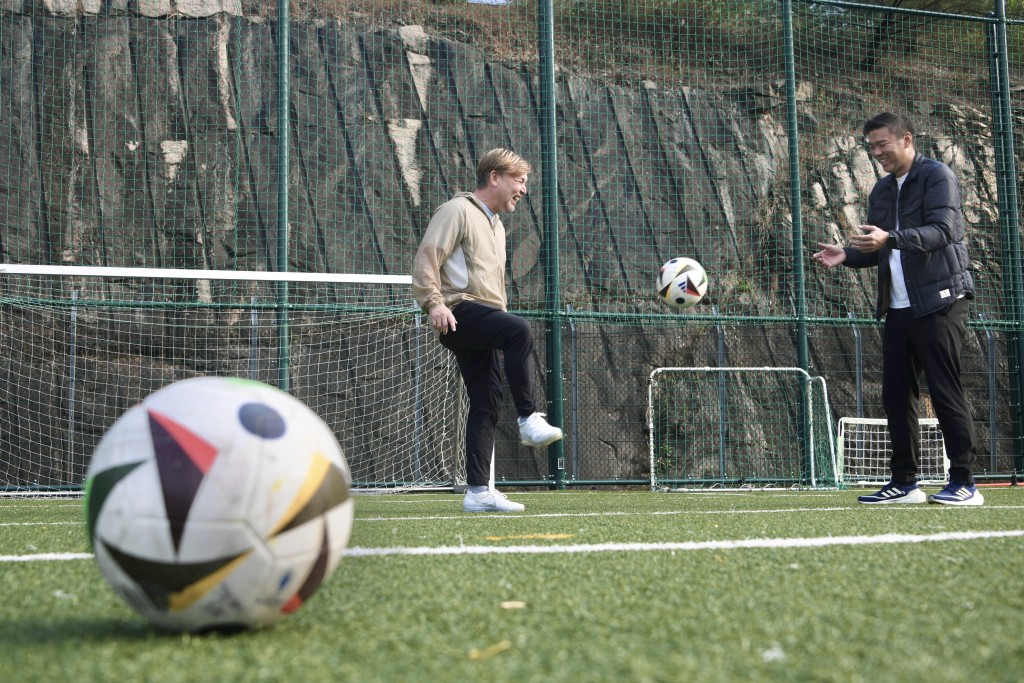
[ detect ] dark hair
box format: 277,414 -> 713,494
863,112 -> 915,139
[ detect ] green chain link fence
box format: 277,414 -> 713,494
1,0 -> 1022,489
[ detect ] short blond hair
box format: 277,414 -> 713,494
476,148 -> 531,189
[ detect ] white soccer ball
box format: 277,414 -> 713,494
84,376 -> 354,632
657,257 -> 708,309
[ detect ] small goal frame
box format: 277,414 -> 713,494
836,416 -> 949,486
648,366 -> 839,491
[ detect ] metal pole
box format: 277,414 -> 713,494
67,290 -> 78,486
981,315 -> 998,472
249,295 -> 259,381
988,3 -> 1024,469
849,312 -> 863,418
538,0 -> 565,489
714,306 -> 727,478
414,313 -> 424,481
782,0 -> 811,479
849,311 -> 864,459
275,0 -> 290,391
567,305 -> 580,482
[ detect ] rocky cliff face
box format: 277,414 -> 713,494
1,7 -> 1017,483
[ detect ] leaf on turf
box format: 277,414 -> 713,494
468,640 -> 512,660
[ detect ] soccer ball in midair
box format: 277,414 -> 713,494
657,257 -> 708,309
84,376 -> 354,632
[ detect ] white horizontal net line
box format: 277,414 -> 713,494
0,264 -> 412,285
838,417 -> 940,425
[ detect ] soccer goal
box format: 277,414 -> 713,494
0,264 -> 465,494
836,417 -> 948,486
648,367 -> 839,490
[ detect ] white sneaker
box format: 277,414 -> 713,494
518,412 -> 563,448
463,489 -> 525,513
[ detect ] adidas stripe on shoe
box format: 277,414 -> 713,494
857,481 -> 926,504
928,481 -> 984,506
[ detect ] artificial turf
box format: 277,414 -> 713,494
2,490 -> 1022,682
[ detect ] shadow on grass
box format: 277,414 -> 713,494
0,616 -> 264,644
0,616 -> 156,645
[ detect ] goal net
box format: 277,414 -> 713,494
0,265 -> 465,494
649,367 -> 839,490
837,417 -> 948,486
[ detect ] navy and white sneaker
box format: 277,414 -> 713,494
928,481 -> 984,506
857,481 -> 926,504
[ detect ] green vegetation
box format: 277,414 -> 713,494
3,490 -> 1023,682
238,0 -> 1024,90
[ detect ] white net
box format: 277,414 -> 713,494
648,367 -> 839,490
837,417 -> 948,486
0,266 -> 465,493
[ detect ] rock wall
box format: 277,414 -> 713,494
1,7 -> 1018,483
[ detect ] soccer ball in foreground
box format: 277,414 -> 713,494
657,257 -> 708,309
84,376 -> 354,632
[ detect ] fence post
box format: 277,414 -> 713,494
987,2 -> 1024,469
714,306 -> 726,478
275,0 -> 291,392
249,296 -> 259,380
781,0 -> 811,479
567,305 -> 579,482
68,290 -> 78,486
538,0 -> 565,489
980,314 -> 998,472
848,312 -> 863,419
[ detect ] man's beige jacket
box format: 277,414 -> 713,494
412,192 -> 507,314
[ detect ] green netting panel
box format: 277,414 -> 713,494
0,273 -> 464,491
552,0 -> 787,319
284,2 -> 545,294
1,2 -> 1022,316
1,16 -> 263,269
2,1 -> 1023,488
793,3 -> 1009,324
488,317 -> 1015,485
649,367 -> 838,488
806,318 -> 1018,476
1005,15 -> 1024,331
1014,19 -> 1024,130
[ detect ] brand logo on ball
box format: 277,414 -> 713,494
657,257 -> 708,310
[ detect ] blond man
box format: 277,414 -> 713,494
413,149 -> 562,512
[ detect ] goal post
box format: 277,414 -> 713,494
648,367 -> 839,490
837,417 -> 949,486
0,264 -> 465,493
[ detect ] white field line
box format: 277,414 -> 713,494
3,529 -> 1023,563
357,508 -> 849,522
1,552 -> 94,562
351,492 -> 845,502
7,505 -> 1024,527
0,504 -> 83,509
356,504 -> 1024,523
344,529 -> 1024,558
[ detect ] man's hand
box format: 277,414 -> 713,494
429,304 -> 457,334
812,243 -> 847,269
848,224 -> 889,253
